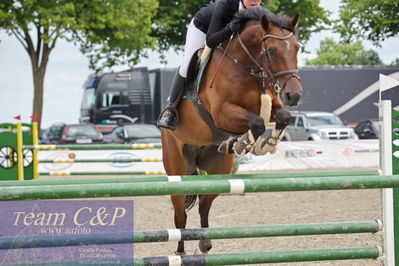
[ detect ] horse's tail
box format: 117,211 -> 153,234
185,195 -> 198,210
184,168 -> 205,210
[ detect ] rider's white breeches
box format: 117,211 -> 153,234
179,19 -> 206,78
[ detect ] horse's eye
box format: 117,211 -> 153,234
267,47 -> 276,57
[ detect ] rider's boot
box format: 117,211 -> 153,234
157,70 -> 186,130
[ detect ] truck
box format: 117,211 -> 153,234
79,68 -> 153,132
80,66 -> 399,133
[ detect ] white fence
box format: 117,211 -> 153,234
38,140 -> 378,174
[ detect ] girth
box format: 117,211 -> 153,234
190,49 -> 240,145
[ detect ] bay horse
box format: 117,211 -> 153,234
161,7 -> 302,255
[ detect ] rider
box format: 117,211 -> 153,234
157,0 -> 263,130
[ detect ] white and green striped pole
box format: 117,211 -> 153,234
379,74 -> 399,266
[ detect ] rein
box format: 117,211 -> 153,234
217,31 -> 300,94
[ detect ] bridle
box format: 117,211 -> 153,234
217,30 -> 301,95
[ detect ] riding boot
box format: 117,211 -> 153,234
157,70 -> 186,130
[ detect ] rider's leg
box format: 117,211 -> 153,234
157,19 -> 206,130
157,70 -> 186,130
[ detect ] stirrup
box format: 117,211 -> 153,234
157,107 -> 178,130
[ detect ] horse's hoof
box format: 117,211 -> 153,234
175,251 -> 186,255
268,145 -> 278,154
251,140 -> 266,155
251,138 -> 278,155
194,248 -> 208,255
199,239 -> 212,253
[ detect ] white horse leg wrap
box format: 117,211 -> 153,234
218,136 -> 238,154
231,94 -> 272,156
251,127 -> 285,155
265,129 -> 284,154
233,130 -> 255,156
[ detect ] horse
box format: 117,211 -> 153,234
161,6 -> 302,255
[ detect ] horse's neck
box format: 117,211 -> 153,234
228,26 -> 263,64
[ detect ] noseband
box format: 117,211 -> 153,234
217,31 -> 300,95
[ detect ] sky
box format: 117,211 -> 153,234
1,0 -> 399,128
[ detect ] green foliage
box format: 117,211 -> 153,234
0,0 -> 332,68
153,0 -> 331,55
265,0 -> 330,47
0,0 -> 158,127
0,0 -> 158,71
152,0 -> 209,58
0,0 -> 332,127
76,1 -> 158,71
305,37 -> 383,66
335,0 -> 399,46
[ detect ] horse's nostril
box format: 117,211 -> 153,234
288,92 -> 300,104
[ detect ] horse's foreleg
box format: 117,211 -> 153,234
251,107 -> 291,155
232,93 -> 273,155
214,102 -> 265,155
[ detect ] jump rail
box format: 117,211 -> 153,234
0,170 -> 379,187
0,220 -> 381,249
2,247 -> 382,266
1,174 -> 399,201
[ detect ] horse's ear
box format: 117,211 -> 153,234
289,14 -> 299,28
261,15 -> 269,31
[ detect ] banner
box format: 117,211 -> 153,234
38,140 -> 379,174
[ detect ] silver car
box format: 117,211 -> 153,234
283,111 -> 358,141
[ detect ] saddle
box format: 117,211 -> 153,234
184,48 -> 240,145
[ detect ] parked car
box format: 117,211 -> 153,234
104,124 -> 161,144
41,123 -> 103,144
40,123 -> 66,144
61,124 -> 104,144
283,111 -> 358,141
354,119 -> 379,139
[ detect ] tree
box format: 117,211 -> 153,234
390,58 -> 399,66
1,0 -> 331,128
305,37 -> 383,66
151,0 -> 209,57
153,0 -> 331,55
0,0 -> 158,128
335,0 -> 399,46
265,0 -> 331,47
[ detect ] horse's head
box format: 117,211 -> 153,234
259,13 -> 302,106
230,7 -> 302,107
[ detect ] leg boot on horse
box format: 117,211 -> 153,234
157,69 -> 186,130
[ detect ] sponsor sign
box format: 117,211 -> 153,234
238,140 -> 379,172
0,200 -> 133,265
39,149 -> 164,173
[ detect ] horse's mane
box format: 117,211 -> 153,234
230,6 -> 297,34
